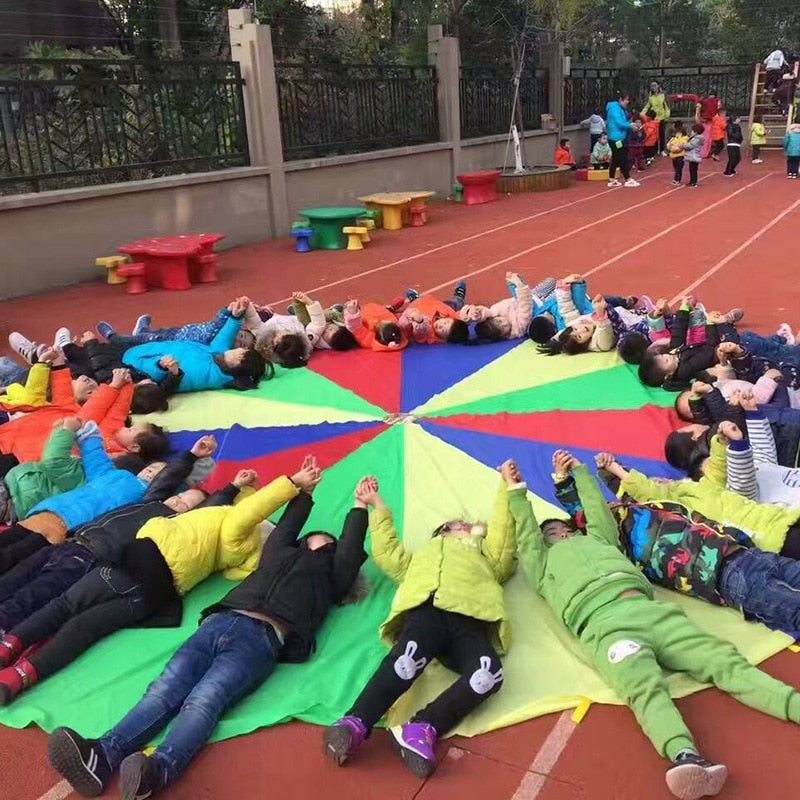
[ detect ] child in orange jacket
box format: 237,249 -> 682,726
710,111 -> 727,160
554,139 -> 577,169
641,110 -> 660,162
344,301 -> 408,351
391,282 -> 469,344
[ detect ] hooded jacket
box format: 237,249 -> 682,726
204,491 -> 368,663
605,100 -> 632,144
370,481 -> 518,653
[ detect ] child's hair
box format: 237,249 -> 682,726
537,327 -> 591,357
559,138 -> 570,147
527,315 -> 557,344
672,121 -> 685,134
135,423 -> 169,461
131,383 -> 169,415
473,318 -> 508,343
375,322 -> 403,347
664,430 -> 709,480
328,327 -> 357,351
539,517 -> 578,533
638,352 -> 669,387
675,390 -> 695,421
617,331 -> 649,365
225,349 -> 272,389
646,109 -> 657,120
273,333 -> 308,368
446,320 -> 470,344
753,112 -> 762,124
692,123 -> 705,135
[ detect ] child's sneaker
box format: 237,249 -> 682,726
670,180 -> 682,186
132,314 -> 151,336
753,158 -> 764,164
607,179 -> 622,187
8,333 -> 48,365
454,280 -> 466,300
624,178 -> 641,187
389,721 -> 438,778
0,658 -> 37,704
323,715 -> 367,766
665,751 -> 727,800
119,752 -> 166,800
776,323 -> 796,345
0,634 -> 22,669
286,305 -> 296,316
331,304 -> 344,313
48,726 -> 112,798
405,288 -> 420,302
53,327 -> 72,350
724,308 -> 744,324
95,321 -> 114,340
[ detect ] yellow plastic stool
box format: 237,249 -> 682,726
96,255 -> 129,285
343,226 -> 367,251
356,218 -> 376,243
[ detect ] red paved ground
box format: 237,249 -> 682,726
2,152 -> 799,800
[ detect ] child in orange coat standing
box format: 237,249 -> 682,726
641,110 -> 660,163
709,109 -> 728,160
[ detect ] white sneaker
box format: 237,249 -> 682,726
53,327 -> 72,350
752,159 -> 763,164
660,150 -> 668,157
624,179 -> 640,187
607,179 -> 622,187
8,333 -> 40,365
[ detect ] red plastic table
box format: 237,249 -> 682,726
117,233 -> 224,290
456,170 -> 501,205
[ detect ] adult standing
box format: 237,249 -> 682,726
642,81 -> 671,155
605,92 -> 640,188
764,48 -> 788,92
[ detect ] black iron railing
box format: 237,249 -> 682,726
564,63 -> 754,123
0,58 -> 249,194
460,67 -> 549,138
275,63 -> 439,161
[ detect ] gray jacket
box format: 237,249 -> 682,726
683,133 -> 704,163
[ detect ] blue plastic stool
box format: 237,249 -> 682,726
291,227 -> 315,253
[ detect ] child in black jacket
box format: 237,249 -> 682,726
724,115 -> 744,176
48,461 -> 370,800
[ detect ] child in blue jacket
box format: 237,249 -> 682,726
783,123 -> 800,178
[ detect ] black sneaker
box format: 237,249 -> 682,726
666,751 -> 727,800
47,726 -> 111,797
119,752 -> 166,800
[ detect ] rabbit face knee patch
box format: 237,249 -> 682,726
469,656 -> 504,695
607,639 -> 642,664
394,641 -> 427,680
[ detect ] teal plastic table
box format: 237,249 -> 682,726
299,206 -> 367,250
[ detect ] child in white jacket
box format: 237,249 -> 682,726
460,273 -> 535,341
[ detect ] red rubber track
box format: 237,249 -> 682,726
2,153 -> 799,800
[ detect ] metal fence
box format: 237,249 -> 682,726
460,67 -> 549,138
0,58 -> 249,194
275,64 -> 438,161
564,63 -> 754,123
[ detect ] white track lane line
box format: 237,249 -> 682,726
510,711 -> 578,800
583,173 -> 773,278
422,175 -> 715,295
266,172 -> 665,306
670,193 -> 800,304
35,779 -> 73,800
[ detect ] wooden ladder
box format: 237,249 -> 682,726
748,61 -> 799,152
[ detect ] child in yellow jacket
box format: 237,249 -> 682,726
751,114 -> 766,163
667,122 -> 689,185
324,465 -> 519,778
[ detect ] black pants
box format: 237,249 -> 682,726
672,157 -> 685,182
752,145 -> 761,160
688,161 -> 699,186
644,144 -> 658,160
765,69 -> 782,92
787,156 -> 800,175
590,133 -> 602,150
609,144 -> 630,181
710,139 -> 726,157
724,145 -> 741,175
0,542 -> 95,633
348,603 -> 503,736
13,564 -> 151,678
0,525 -> 50,575
658,123 -> 667,154
781,524 -> 800,561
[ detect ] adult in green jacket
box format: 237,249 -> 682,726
643,80 -> 671,154
324,470 -> 518,779
512,452 -> 800,800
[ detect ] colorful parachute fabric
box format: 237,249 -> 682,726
0,341 -> 790,742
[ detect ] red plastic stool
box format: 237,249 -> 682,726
116,262 -> 147,294
409,203 -> 427,227
191,253 -> 218,283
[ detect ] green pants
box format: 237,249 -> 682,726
291,303 -> 344,327
579,594 -> 800,760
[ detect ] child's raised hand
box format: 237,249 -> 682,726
728,389 -> 742,407
505,271 -> 523,285
681,295 -> 696,309
591,294 -> 607,314
739,391 -> 758,411
717,421 -> 744,443
764,368 -> 782,381
38,347 -> 61,365
292,291 -> 312,305
190,435 -> 217,458
654,298 -> 670,317
692,381 -> 713,395
228,298 -> 248,319
498,459 -> 523,486
563,273 -> 583,284
595,452 -> 617,470
80,331 -> 97,344
552,450 -> 578,478
233,468 -> 257,487
110,368 -> 131,389
344,299 -> 359,315
59,417 -> 83,432
706,310 -> 727,325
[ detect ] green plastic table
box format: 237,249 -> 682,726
299,206 -> 367,250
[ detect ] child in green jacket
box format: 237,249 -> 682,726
510,453 -> 800,800
324,467 -> 518,778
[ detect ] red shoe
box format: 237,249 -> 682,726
0,634 -> 22,668
0,658 -> 38,705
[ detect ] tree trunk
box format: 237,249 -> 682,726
659,0 -> 666,67
157,0 -> 182,57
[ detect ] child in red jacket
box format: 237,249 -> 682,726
709,110 -> 728,160
344,301 -> 407,351
388,282 -> 469,344
554,139 -> 577,169
641,110 -> 660,162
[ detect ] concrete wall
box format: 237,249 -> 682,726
460,126 -> 589,171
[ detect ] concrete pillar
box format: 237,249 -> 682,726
540,41 -> 566,135
228,9 -> 289,235
428,25 -> 462,182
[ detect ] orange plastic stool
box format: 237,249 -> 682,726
116,262 -> 147,294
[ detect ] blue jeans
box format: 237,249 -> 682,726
741,331 -> 800,367
719,549 -> 800,633
0,357 -> 28,387
110,308 -> 228,347
99,612 -> 280,781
